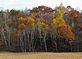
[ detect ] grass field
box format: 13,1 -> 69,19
0,52 -> 82,59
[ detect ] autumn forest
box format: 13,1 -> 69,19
0,4 -> 82,52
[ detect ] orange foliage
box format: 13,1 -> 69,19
18,23 -> 27,29
57,25 -> 75,41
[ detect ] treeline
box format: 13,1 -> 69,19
0,5 -> 82,52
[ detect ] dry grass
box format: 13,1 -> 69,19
0,52 -> 82,59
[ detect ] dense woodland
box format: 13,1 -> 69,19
0,4 -> 82,52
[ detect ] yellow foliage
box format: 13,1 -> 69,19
56,9 -> 63,19
51,18 -> 58,26
27,16 -> 35,23
51,18 -> 66,28
18,17 -> 26,22
36,18 -> 42,29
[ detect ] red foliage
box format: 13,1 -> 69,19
31,6 -> 53,13
69,10 -> 80,19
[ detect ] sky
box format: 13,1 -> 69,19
0,0 -> 82,10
